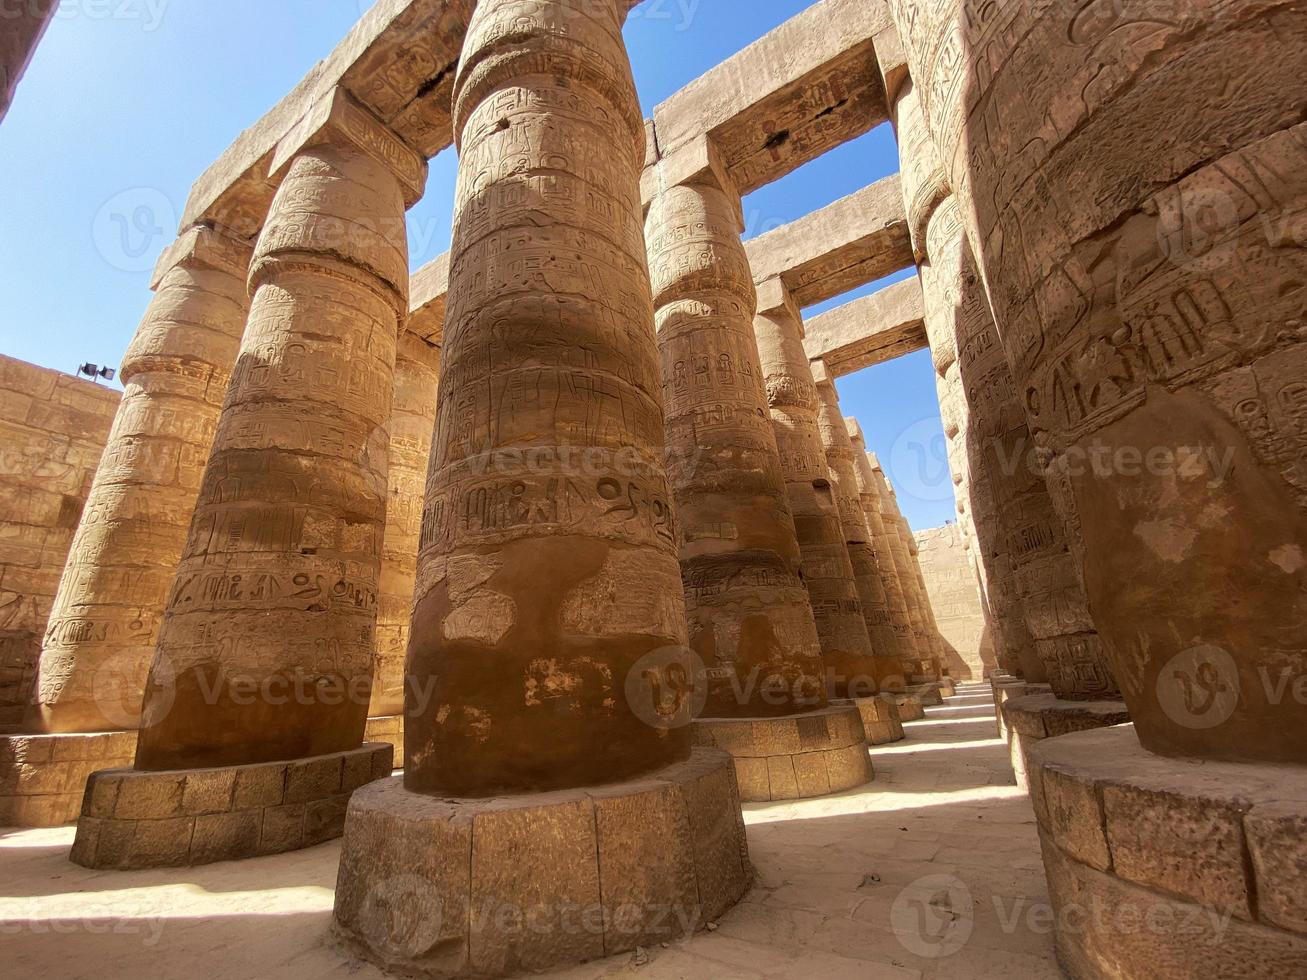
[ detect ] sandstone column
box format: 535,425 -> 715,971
812,367 -> 906,689
71,89 -> 423,869
30,227 -> 253,739
848,419 -> 930,678
334,4 -> 750,972
644,143 -> 827,720
890,4 -> 1307,970
753,279 -> 879,692
644,147 -> 875,790
367,332 -> 440,761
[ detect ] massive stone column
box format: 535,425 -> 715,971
335,4 -> 750,973
30,228 -> 253,740
644,142 -> 827,720
811,367 -> 906,689
891,3 -> 1307,970
848,419 -> 935,677
71,88 -> 423,869
644,143 -> 875,787
753,280 -> 880,692
366,332 -> 440,762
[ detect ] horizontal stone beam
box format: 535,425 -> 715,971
649,0 -> 891,195
803,276 -> 926,376
744,174 -> 914,308
183,0 -> 476,241
408,251 -> 449,344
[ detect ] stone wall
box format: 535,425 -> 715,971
914,523 -> 993,680
0,357 -> 119,731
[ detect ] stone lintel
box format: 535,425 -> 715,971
149,224 -> 255,290
71,743 -> 394,869
744,175 -> 914,308
407,250 -> 450,345
651,0 -> 891,196
753,276 -> 803,332
272,87 -> 428,207
803,276 -> 927,376
1030,725 -> 1307,970
691,705 -> 874,803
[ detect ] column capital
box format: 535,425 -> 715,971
809,357 -> 834,387
149,224 -> 254,290
272,87 -> 428,207
872,24 -> 910,107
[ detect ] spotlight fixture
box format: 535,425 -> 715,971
76,363 -> 117,384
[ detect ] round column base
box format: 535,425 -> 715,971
908,682 -> 944,706
70,742 -> 393,869
893,694 -> 926,722
831,694 -> 904,744
937,677 -> 957,698
992,680 -> 1052,739
691,705 -> 874,802
364,715 -> 404,769
332,747 -> 752,979
1002,693 -> 1129,790
0,730 -> 137,828
1030,725 -> 1307,978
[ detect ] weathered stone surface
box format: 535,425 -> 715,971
0,358 -> 119,734
69,743 -> 391,869
751,280 -> 878,691
372,332 -> 439,726
1030,725 -> 1307,975
405,0 -> 689,797
645,144 -> 825,719
914,524 -> 993,680
802,278 -> 927,377
31,228 -> 254,738
0,730 -> 136,827
333,748 -> 751,978
134,90 -> 425,772
891,0 -> 1307,764
692,705 -> 873,802
1002,691 -> 1130,791
745,177 -> 914,308
650,0 -> 890,196
0,0 -> 54,122
832,693 -> 905,745
811,371 -> 905,692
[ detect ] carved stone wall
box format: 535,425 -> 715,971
0,358 -> 118,732
915,523 -> 993,680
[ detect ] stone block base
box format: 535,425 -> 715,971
70,742 -> 393,869
364,715 -> 404,768
832,695 -> 904,744
1002,693 -> 1129,790
909,682 -> 943,706
893,694 -> 926,722
1030,725 -> 1307,978
333,747 -> 752,979
0,730 -> 137,828
992,680 -> 1051,739
692,705 -> 874,802
937,677 -> 957,698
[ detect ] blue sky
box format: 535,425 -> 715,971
0,0 -> 952,528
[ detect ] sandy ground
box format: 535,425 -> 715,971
0,683 -> 1062,979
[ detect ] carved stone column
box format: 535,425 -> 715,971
891,3 -> 1307,969
753,279 -> 880,692
71,89 -> 424,868
812,367 -> 906,687
847,419 -> 930,680
0,227 -> 252,829
645,142 -> 827,721
334,4 -> 750,974
366,332 -> 440,762
32,228 -> 253,740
